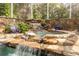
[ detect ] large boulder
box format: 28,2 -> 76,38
43,34 -> 58,44
43,38 -> 58,44
28,36 -> 40,42
0,26 -> 5,33
63,34 -> 78,46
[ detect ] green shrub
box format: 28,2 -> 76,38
5,25 -> 11,33
5,22 -> 30,33
18,22 -> 30,33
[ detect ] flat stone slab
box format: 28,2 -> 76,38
0,33 -> 23,39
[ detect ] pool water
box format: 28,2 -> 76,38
35,30 -> 67,37
0,44 -> 49,56
0,44 -> 64,56
0,45 -> 15,56
36,30 -> 47,37
0,44 -> 42,56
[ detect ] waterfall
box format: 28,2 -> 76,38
9,45 -> 42,56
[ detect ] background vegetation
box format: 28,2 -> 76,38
0,3 -> 79,31
0,3 -> 11,17
0,3 -> 79,19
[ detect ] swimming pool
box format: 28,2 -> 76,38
0,30 -> 66,56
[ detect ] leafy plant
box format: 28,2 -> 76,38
0,3 -> 10,17
5,25 -> 11,33
18,22 -> 30,33
5,22 -> 30,33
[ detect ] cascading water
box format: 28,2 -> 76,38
0,44 -> 64,56
9,45 -> 42,56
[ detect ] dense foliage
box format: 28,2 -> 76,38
13,3 -> 70,19
43,19 -> 79,31
0,3 -> 79,19
49,3 -> 69,19
5,25 -> 11,33
33,4 -> 47,19
13,3 -> 30,19
0,3 -> 11,17
18,22 -> 30,33
5,22 -> 30,33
